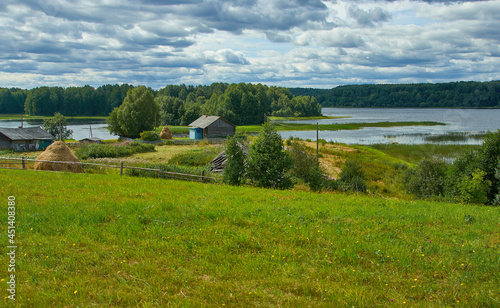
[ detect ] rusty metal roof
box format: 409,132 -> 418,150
0,127 -> 55,141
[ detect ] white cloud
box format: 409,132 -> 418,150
0,0 -> 499,89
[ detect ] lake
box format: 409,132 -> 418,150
278,108 -> 500,145
0,118 -> 116,140
1,108 -> 499,144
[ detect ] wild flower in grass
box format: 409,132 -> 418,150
74,291 -> 77,294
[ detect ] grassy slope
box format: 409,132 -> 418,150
1,169 -> 499,307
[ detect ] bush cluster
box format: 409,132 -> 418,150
169,149 -> 220,167
140,130 -> 161,141
74,141 -> 155,160
404,130 -> 500,205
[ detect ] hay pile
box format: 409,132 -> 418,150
34,141 -> 84,173
160,126 -> 172,139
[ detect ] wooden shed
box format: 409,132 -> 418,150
0,127 -> 55,151
188,116 -> 235,140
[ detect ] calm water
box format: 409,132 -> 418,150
1,108 -> 499,144
0,119 -> 116,140
278,108 -> 500,145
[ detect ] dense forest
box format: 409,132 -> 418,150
0,83 -> 321,125
290,80 -> 500,108
0,84 -> 134,116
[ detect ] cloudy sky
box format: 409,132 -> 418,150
1,0 -> 499,89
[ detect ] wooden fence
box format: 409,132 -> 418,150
0,157 -> 218,183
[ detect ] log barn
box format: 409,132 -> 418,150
0,127 -> 55,151
188,116 -> 235,140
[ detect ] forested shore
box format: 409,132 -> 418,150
0,83 -> 321,125
2,80 -> 499,125
290,80 -> 500,108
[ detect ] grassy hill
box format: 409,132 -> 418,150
1,169 -> 499,306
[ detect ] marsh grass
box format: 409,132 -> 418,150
370,144 -> 481,164
268,116 -> 350,121
1,169 -> 499,307
170,121 -> 446,134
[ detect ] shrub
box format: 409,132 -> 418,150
74,142 -> 155,159
288,140 -> 324,192
338,159 -> 367,193
495,163 -> 500,205
140,130 -> 161,141
307,164 -> 324,192
223,137 -> 246,185
246,122 -> 293,189
404,158 -> 447,199
446,130 -> 500,204
457,169 -> 491,204
169,148 -> 219,167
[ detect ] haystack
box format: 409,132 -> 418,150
34,141 -> 83,173
160,126 -> 172,139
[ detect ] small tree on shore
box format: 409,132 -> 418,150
106,86 -> 159,138
246,122 -> 293,189
42,112 -> 73,140
222,136 -> 246,185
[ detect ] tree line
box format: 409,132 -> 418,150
0,84 -> 134,116
290,80 -> 500,108
0,83 -> 321,125
107,84 -> 322,138
156,83 -> 321,126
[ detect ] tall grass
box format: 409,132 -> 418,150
370,144 -> 480,164
168,147 -> 221,166
1,169 -> 498,306
74,141 -> 155,159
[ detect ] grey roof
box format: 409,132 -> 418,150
0,127 -> 54,141
189,115 -> 234,129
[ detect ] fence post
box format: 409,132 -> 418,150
202,170 -> 205,183
22,157 -> 25,169
120,162 -> 124,176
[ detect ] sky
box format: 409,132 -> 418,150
1,0 -> 499,89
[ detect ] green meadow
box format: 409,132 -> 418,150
1,169 -> 499,306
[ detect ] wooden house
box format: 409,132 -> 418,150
188,116 -> 235,140
0,127 -> 55,151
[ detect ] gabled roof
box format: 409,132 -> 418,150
188,115 -> 234,129
0,127 -> 54,141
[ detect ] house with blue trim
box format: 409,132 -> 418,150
188,116 -> 235,140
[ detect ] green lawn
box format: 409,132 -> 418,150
1,169 -> 499,306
